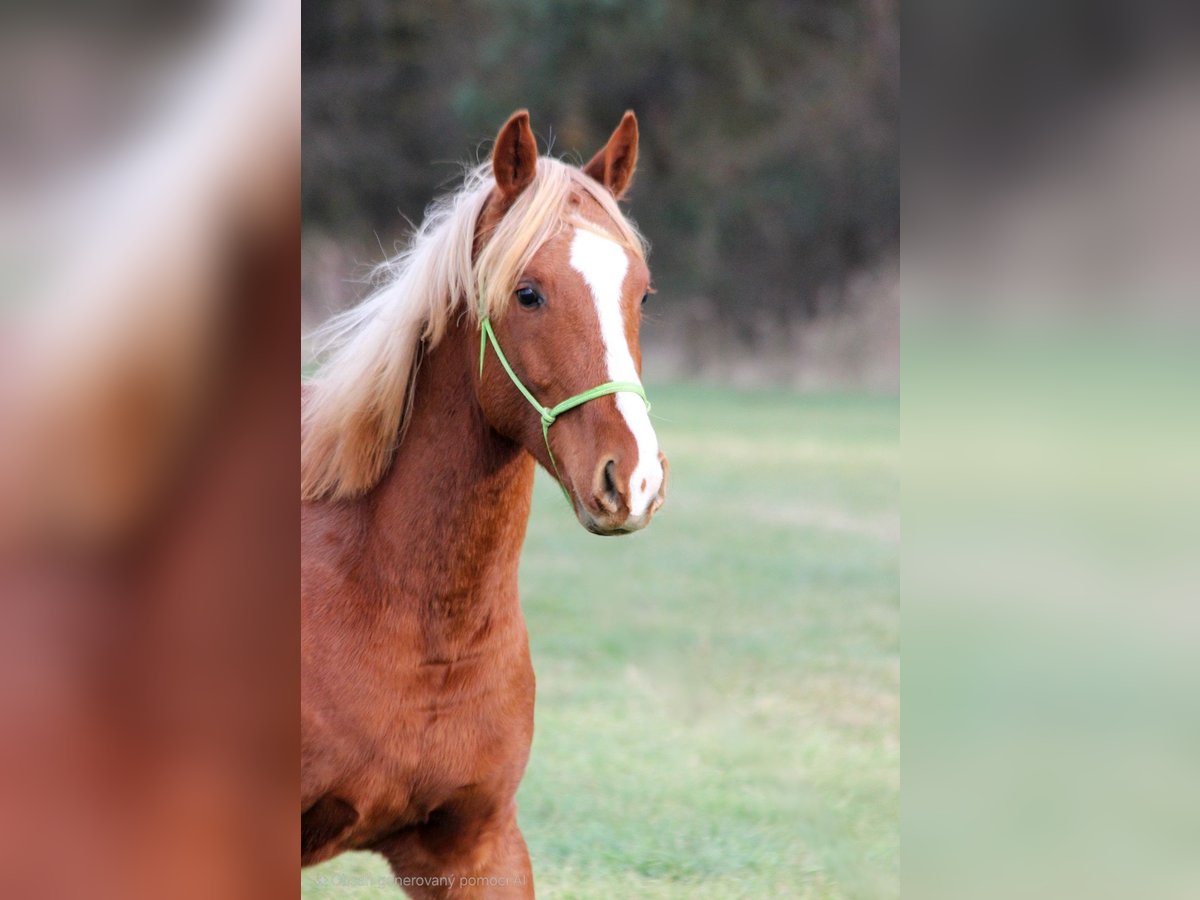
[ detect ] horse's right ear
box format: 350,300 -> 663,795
492,110 -> 538,202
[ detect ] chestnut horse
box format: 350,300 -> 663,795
300,110 -> 667,896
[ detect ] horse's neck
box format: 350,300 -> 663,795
364,320 -> 535,649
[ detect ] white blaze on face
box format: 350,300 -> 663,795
568,227 -> 663,517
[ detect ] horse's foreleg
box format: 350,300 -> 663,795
377,802 -> 533,899
479,811 -> 533,898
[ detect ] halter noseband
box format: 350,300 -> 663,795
477,293 -> 650,502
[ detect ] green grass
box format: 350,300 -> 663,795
302,386 -> 899,898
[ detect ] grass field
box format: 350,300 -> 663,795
302,386 -> 899,898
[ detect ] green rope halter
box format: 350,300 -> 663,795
478,296 -> 650,502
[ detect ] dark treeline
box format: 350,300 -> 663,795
302,0 -> 897,347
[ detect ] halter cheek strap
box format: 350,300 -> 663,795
478,313 -> 650,503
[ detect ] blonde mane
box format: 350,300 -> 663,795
301,157 -> 646,501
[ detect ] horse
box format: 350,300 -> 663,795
300,109 -> 668,897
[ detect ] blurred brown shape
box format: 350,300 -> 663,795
0,3 -> 299,898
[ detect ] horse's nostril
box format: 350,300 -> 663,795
594,458 -> 621,514
603,460 -> 619,504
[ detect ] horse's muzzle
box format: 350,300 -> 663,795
574,451 -> 668,536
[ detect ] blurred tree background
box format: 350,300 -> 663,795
302,0 -> 898,387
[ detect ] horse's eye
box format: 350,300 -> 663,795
515,286 -> 544,309
641,292 -> 650,307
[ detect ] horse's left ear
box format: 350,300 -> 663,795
583,110 -> 638,199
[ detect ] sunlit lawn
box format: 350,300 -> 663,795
302,385 -> 899,898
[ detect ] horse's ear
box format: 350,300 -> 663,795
583,110 -> 639,199
492,110 -> 539,202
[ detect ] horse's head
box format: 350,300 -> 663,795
474,110 -> 667,535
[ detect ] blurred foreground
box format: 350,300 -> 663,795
905,2 -> 1200,897
0,3 -> 299,898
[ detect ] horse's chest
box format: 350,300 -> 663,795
350,648 -> 535,837
303,587 -> 536,850
404,654 -> 534,770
